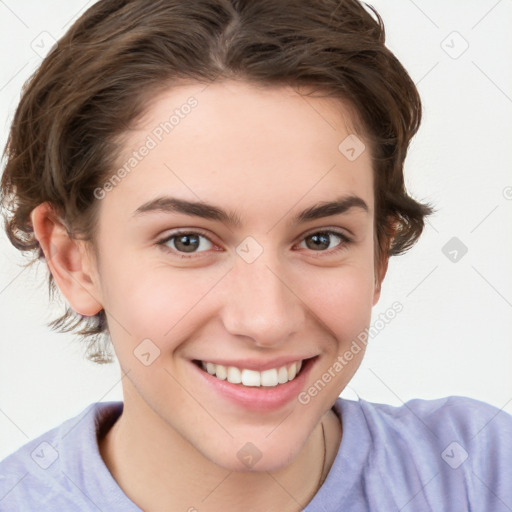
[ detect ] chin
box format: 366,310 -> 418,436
200,430 -> 309,474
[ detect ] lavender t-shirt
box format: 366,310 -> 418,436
1,396 -> 511,511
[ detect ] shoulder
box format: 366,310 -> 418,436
350,394 -> 512,439
343,394 -> 512,464
332,396 -> 512,510
0,401 -> 124,511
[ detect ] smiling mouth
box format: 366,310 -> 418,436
194,358 -> 314,388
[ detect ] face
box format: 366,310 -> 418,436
87,80 -> 381,472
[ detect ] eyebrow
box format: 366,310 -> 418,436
132,195 -> 369,227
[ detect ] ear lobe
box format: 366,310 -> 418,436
30,202 -> 103,316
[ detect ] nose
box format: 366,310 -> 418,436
220,252 -> 306,348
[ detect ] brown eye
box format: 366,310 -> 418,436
159,232 -> 213,255
299,231 -> 350,252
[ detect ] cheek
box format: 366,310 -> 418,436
295,266 -> 374,414
100,255 -> 226,348
307,263 -> 375,337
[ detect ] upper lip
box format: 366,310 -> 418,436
193,355 -> 317,372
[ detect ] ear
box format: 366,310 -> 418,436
373,255 -> 389,306
30,202 -> 103,316
373,217 -> 395,305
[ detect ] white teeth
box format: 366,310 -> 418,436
215,364 -> 227,380
227,366 -> 242,384
200,360 -> 304,387
241,369 -> 260,387
261,368 -> 278,387
277,366 -> 289,384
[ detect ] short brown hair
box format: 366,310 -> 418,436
1,0 -> 432,364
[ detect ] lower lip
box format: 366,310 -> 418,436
191,358 -> 316,412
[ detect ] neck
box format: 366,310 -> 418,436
99,395 -> 342,512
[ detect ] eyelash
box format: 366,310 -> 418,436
156,229 -> 352,259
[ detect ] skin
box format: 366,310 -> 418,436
31,80 -> 387,511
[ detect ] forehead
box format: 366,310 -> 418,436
105,80 -> 374,224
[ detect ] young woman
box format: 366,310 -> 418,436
1,1 -> 511,510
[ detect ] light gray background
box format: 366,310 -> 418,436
1,0 -> 511,460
